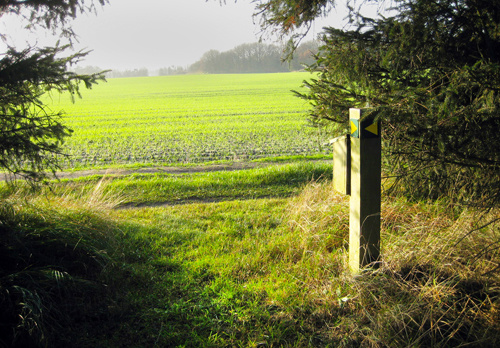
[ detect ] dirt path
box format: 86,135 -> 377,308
51,161 -> 271,180
2,160 -> 331,181
0,162 -> 269,181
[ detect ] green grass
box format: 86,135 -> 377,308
46,73 -> 330,169
2,162 -> 500,347
32,161 -> 333,207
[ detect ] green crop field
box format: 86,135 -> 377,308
47,72 -> 330,169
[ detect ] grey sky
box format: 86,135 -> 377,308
70,0 -> 266,70
0,0 -> 363,71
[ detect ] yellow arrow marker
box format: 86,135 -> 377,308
365,122 -> 378,136
350,120 -> 358,135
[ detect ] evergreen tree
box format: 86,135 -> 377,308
0,0 -> 107,183
255,0 -> 500,208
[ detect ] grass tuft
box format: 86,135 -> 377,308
285,179 -> 349,251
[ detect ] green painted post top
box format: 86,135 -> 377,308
350,108 -> 380,139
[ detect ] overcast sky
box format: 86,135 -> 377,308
0,0 -> 362,71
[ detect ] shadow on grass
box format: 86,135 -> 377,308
0,201 -> 120,347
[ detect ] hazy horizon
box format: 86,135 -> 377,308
0,0 -> 374,72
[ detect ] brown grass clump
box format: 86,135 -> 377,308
359,199 -> 500,347
283,180 -> 500,347
285,179 -> 350,252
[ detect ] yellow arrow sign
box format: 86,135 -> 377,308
365,122 -> 378,136
350,120 -> 358,135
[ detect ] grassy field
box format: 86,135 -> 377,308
1,73 -> 499,347
1,164 -> 500,347
47,73 -> 330,169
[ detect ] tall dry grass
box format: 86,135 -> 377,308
282,179 -> 500,347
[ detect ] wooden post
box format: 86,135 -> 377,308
349,108 -> 381,273
331,135 -> 351,196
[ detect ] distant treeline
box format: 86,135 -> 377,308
189,41 -> 319,74
72,66 -> 150,78
74,41 -> 319,77
106,68 -> 150,78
